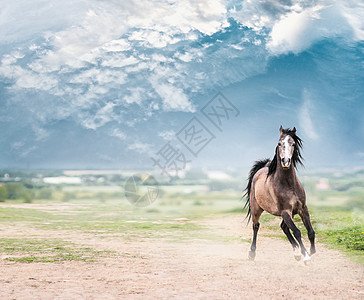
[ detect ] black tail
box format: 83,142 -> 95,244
243,159 -> 270,223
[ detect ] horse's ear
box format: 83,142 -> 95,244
292,127 -> 296,134
279,125 -> 283,135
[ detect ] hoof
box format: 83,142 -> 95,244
303,252 -> 311,265
248,251 -> 256,261
310,248 -> 316,256
304,258 -> 311,266
294,248 -> 301,261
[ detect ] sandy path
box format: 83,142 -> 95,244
0,214 -> 363,299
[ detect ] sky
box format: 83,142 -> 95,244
0,0 -> 363,171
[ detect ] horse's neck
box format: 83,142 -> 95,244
275,163 -> 298,187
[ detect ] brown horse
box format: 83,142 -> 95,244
244,126 -> 316,263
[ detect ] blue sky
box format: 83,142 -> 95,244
0,0 -> 363,170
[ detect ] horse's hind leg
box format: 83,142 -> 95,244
280,220 -> 301,261
248,201 -> 263,260
281,211 -> 311,263
248,222 -> 260,260
299,206 -> 316,255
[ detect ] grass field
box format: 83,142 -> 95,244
0,190 -> 243,263
0,169 -> 363,265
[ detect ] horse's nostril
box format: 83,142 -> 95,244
282,158 -> 290,165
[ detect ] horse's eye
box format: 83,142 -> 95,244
278,142 -> 282,146
292,143 -> 296,146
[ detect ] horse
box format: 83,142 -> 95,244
244,126 -> 316,263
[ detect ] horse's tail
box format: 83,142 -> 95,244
243,159 -> 270,223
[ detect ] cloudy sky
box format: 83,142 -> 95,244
0,0 -> 363,170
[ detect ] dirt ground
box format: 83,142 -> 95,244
0,213 -> 363,300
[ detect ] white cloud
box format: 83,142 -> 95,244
32,124 -> 50,141
81,102 -> 117,130
158,130 -> 176,141
10,140 -> 37,158
174,49 -> 202,62
19,146 -> 37,158
267,4 -> 353,54
357,152 -> 364,158
127,0 -> 228,36
151,82 -> 195,113
70,68 -> 126,86
0,0 -> 235,137
17,0 -> 228,73
299,90 -> 319,140
124,88 -> 146,105
341,1 -> 364,40
230,0 -> 300,33
110,128 -> 126,140
101,55 -> 139,68
129,30 -> 174,48
101,39 -> 131,52
128,142 -> 154,156
0,0 -> 87,44
11,141 -> 25,152
0,0 -> 232,143
232,0 -> 364,55
0,56 -> 59,92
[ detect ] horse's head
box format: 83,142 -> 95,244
278,125 -> 297,169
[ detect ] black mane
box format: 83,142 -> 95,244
268,127 -> 303,176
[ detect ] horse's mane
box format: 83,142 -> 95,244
268,128 -> 303,176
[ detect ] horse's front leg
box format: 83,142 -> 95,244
281,210 -> 311,263
280,220 -> 301,261
299,205 -> 316,255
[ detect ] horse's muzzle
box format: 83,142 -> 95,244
281,158 -> 291,168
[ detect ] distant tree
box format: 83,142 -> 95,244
110,174 -> 123,183
184,170 -> 208,181
62,192 -> 74,202
5,183 -> 24,199
208,180 -> 238,191
22,190 -> 34,203
23,182 -> 35,189
0,185 -> 8,202
96,192 -> 106,203
38,189 -> 53,200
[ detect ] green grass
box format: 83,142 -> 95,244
0,238 -> 114,263
0,206 -> 59,221
0,183 -> 363,264
324,227 -> 364,251
257,205 -> 364,264
0,197 -> 242,247
310,206 -> 364,264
